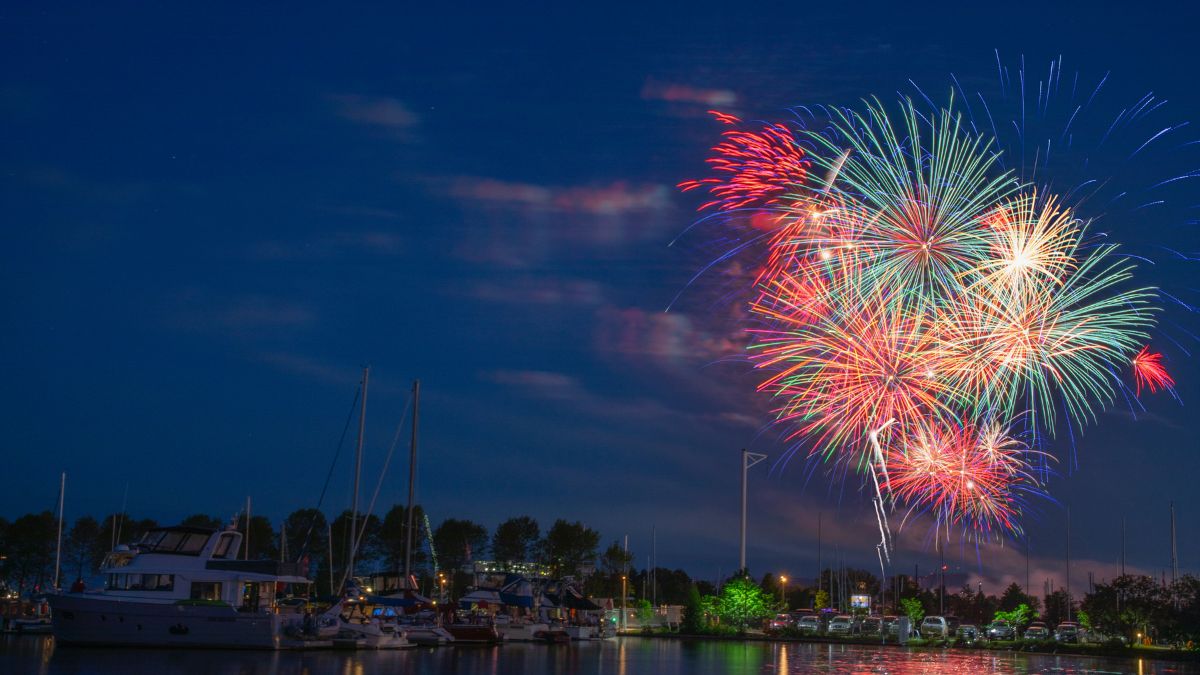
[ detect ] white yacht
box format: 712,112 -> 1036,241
323,592 -> 415,650
493,613 -> 552,642
48,525 -> 314,649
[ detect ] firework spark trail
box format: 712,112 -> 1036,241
868,419 -> 896,574
681,70 -> 1184,545
1132,346 -> 1175,395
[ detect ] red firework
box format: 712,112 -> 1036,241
1132,346 -> 1174,395
883,423 -> 1038,536
678,112 -> 809,212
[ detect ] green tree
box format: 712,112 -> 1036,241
814,589 -> 830,610
5,512 -> 56,594
330,509 -> 383,586
283,508 -> 328,567
63,516 -> 100,581
681,584 -> 706,633
993,602 -> 1036,628
1043,588 -> 1072,627
590,541 -> 634,598
717,576 -> 772,628
235,514 -> 278,560
901,597 -> 925,627
1079,574 -> 1165,641
542,519 -> 600,577
700,594 -> 720,624
378,504 -> 427,572
998,582 -> 1039,613
655,568 -> 694,605
432,518 -> 489,572
179,514 -> 223,530
94,514 -> 158,569
491,516 -> 540,567
599,540 -> 632,575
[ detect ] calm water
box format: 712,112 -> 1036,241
2,635 -> 1197,675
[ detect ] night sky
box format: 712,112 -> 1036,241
4,2 -> 1199,595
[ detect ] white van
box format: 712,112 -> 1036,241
920,615 -> 955,637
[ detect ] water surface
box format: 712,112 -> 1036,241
2,635 -> 1196,674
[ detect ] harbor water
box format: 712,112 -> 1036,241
3,635 -> 1198,675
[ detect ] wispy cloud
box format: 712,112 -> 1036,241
332,94 -> 419,140
256,351 -> 360,387
594,305 -> 746,363
442,178 -> 671,218
431,177 -> 677,267
464,277 -> 605,306
641,79 -> 738,108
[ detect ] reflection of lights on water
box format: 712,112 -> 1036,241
777,643 -> 788,674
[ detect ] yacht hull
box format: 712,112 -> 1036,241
48,594 -> 287,649
495,622 -> 550,642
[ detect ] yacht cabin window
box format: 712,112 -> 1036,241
212,533 -> 236,559
190,581 -> 223,601
135,529 -> 211,555
105,573 -> 175,591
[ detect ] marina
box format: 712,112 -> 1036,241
5,2 -> 1200,672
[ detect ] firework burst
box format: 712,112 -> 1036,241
682,73 -> 1182,543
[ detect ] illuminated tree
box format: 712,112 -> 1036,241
901,597 -> 925,627
717,577 -> 772,628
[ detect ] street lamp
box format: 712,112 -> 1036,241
621,575 -> 627,633
779,575 -> 788,608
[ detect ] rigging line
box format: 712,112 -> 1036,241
297,384 -> 361,561
355,390 -> 415,550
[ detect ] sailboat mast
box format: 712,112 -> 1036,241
1171,501 -> 1178,585
244,496 -> 251,560
350,366 -> 369,582
1066,506 -> 1072,622
54,472 -> 65,590
1121,516 -> 1126,577
404,379 -> 420,583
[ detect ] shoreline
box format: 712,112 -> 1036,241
621,630 -> 1200,664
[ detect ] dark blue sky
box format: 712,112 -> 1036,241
3,2 -> 1198,593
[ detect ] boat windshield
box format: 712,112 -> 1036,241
137,529 -> 210,555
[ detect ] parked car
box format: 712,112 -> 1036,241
882,615 -> 898,636
920,615 -> 956,638
767,613 -> 794,633
796,615 -> 821,635
860,616 -> 883,636
956,624 -> 980,643
827,615 -> 856,635
789,610 -> 815,622
1054,622 -> 1081,643
1023,622 -> 1050,640
986,620 -> 1017,640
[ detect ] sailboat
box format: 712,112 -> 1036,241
322,368 -> 414,650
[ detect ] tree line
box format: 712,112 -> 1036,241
0,506 -> 640,599
683,568 -> 1200,646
